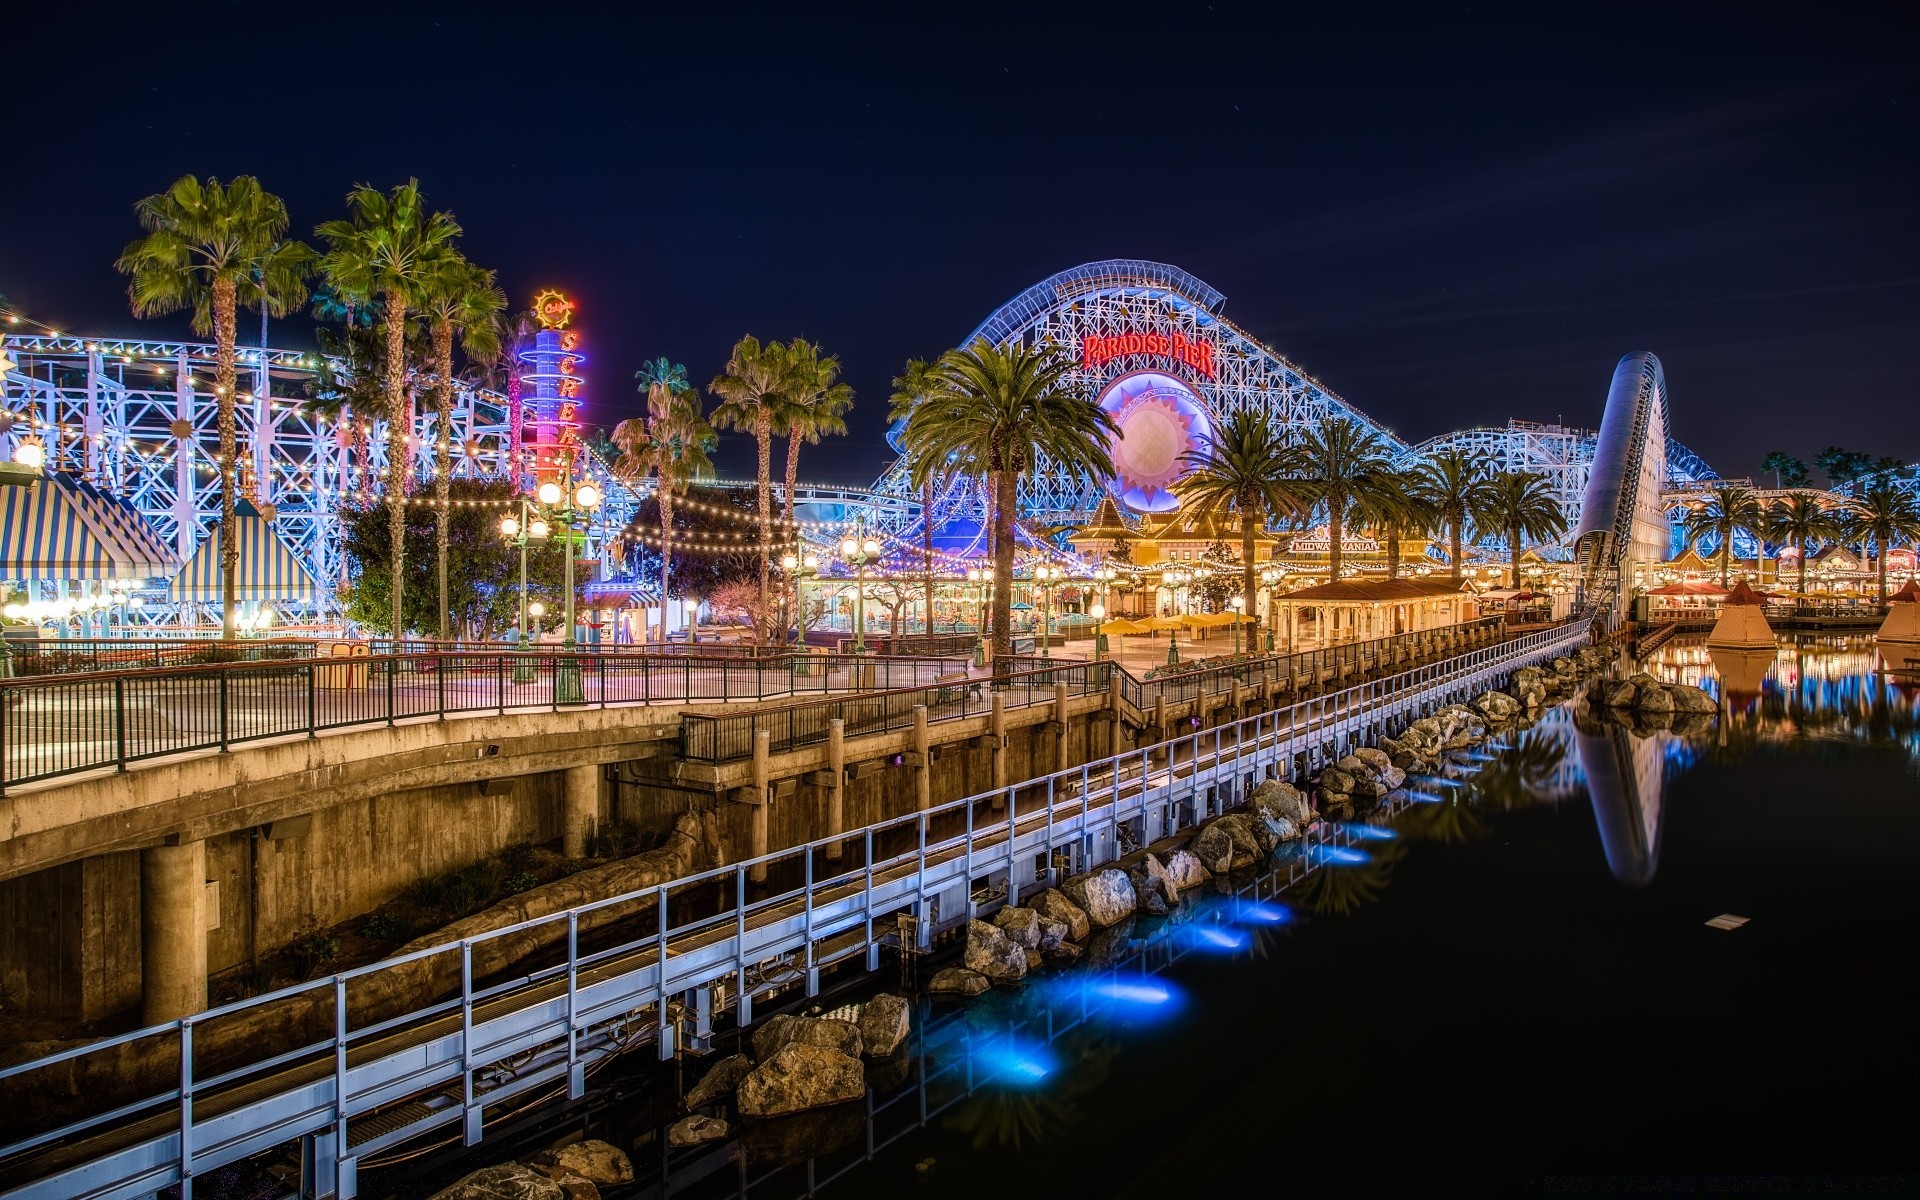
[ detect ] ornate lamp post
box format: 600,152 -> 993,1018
1090,601 -> 1106,660
1032,564 -> 1061,652
499,501 -> 551,645
838,522 -> 882,655
1229,595 -> 1244,655
535,472 -> 603,650
965,566 -> 990,666
1162,567 -> 1186,665
1260,564 -> 1287,653
779,551 -> 820,646
526,600 -> 546,639
683,597 -> 700,644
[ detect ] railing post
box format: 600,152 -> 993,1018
218,670 -> 230,751
114,675 -> 128,771
306,661 -> 317,738
436,653 -> 446,720
384,656 -> 395,728
179,1016 -> 195,1195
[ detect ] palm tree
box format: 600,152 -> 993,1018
1843,484 -> 1920,603
1765,493 -> 1843,600
1355,466 -> 1435,580
617,359 -> 715,643
890,358 -> 943,632
1483,470 -> 1570,585
1411,450 -> 1492,582
776,337 -> 854,535
1293,417 -> 1393,581
1679,484 -> 1766,588
418,254 -> 504,640
316,180 -> 462,640
115,175 -> 314,639
1176,410 -> 1305,644
709,335 -> 790,641
900,339 -> 1117,673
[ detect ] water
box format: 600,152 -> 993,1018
381,636 -> 1920,1197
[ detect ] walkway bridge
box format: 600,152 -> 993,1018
0,617 -> 1593,1200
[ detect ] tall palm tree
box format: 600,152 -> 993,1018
1679,483 -> 1766,588
1355,466 -> 1435,580
1293,417 -> 1392,581
709,335 -> 790,641
316,180 -> 462,640
1765,493 -> 1844,600
777,338 -> 854,534
890,358 -> 943,632
900,339 -> 1117,673
1483,470 -> 1570,585
1411,450 -> 1492,582
418,254 -> 504,640
115,175 -> 313,640
1843,484 -> 1920,603
617,359 -> 716,643
1176,410 -> 1305,644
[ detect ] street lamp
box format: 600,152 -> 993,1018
1091,566 -> 1117,658
1260,565 -> 1287,653
1229,595 -> 1244,655
779,551 -> 821,645
684,597 -> 700,644
1031,564 -> 1061,652
498,503 -> 550,646
1162,568 -> 1187,664
1090,601 -> 1106,660
527,600 -> 546,639
838,522 -> 882,654
965,565 -> 989,666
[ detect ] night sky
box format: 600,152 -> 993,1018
4,2 -> 1915,486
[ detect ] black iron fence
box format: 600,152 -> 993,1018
1,638 -> 321,676
680,659 -> 1112,763
0,650 -> 966,793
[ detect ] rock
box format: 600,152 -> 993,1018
1142,852 -> 1182,900
1256,812 -> 1300,843
1474,689 -> 1521,720
1336,754 -> 1372,777
1377,765 -> 1407,791
1320,767 -> 1356,796
1352,747 -> 1391,774
1164,849 -> 1212,889
751,1014 -> 862,1063
1240,810 -> 1280,854
1024,947 -> 1045,971
1669,684 -> 1717,713
1078,916 -> 1138,971
856,994 -> 911,1058
667,1114 -> 731,1147
1348,775 -> 1385,800
1190,822 -> 1236,873
1250,779 -> 1311,825
1061,868 -> 1137,928
1129,867 -> 1173,915
1600,679 -> 1639,708
927,967 -> 990,996
1037,919 -> 1069,951
1636,685 -> 1676,713
1031,888 -> 1090,941
1212,813 -> 1263,865
963,919 -> 1028,982
1046,939 -> 1083,961
1671,711 -> 1716,738
429,1165 -> 563,1200
992,905 -> 1045,948
865,1046 -> 913,1092
686,1054 -> 754,1109
736,1043 -> 867,1118
522,1142 -> 632,1188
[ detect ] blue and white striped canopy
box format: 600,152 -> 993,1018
167,501 -> 319,602
0,472 -> 178,580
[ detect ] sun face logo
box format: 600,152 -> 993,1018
1097,371 -> 1213,513
533,289 -> 574,330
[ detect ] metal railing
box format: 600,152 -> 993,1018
0,616 -> 1593,1200
680,659 -> 1111,763
2,638 -> 322,676
0,650 -> 967,793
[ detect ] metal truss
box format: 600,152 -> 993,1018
0,334 -> 641,620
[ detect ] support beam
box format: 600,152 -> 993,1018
827,718 -> 846,862
990,692 -> 1007,807
750,730 -> 770,883
1053,682 -> 1070,772
141,840 -> 207,1026
1107,669 -> 1123,757
561,764 -> 600,859
913,704 -> 931,812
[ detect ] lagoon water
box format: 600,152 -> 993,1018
386,636 -> 1919,1197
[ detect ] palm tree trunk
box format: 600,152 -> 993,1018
1328,493 -> 1344,581
212,277 -> 238,641
922,475 -> 936,634
1799,538 -> 1809,601
1386,525 -> 1402,579
784,427 -> 801,643
1879,544 -> 1888,604
991,465 -> 1017,679
659,489 -> 673,646
1510,526 -> 1522,587
1240,513 -> 1257,650
1450,513 -> 1464,583
1721,534 -> 1731,587
433,318 -> 453,642
384,298 -> 408,643
755,410 -> 771,645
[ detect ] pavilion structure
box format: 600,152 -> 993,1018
1270,577 -> 1477,646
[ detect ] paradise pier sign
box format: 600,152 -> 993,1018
1081,330 -> 1217,378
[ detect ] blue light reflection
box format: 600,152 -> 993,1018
1234,900 -> 1295,925
1179,924 -> 1251,953
971,1037 -> 1058,1087
1313,845 -> 1371,866
1340,823 -> 1397,841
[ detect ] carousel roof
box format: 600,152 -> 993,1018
1277,578 -> 1472,603
1070,496 -> 1142,542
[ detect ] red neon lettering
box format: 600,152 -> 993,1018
1079,329 -> 1217,378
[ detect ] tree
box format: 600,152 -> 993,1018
1411,450 -> 1493,582
317,180 -> 463,640
1355,466 -> 1435,580
1680,483 -> 1766,587
615,359 -> 716,643
341,478 -> 567,638
418,254 -> 504,640
1483,470 -> 1570,585
1759,451 -> 1810,490
777,338 -> 854,535
116,175 -> 314,639
1293,417 -> 1393,581
1176,409 -> 1304,645
890,358 -> 944,634
709,335 -> 791,641
301,320 -> 391,500
1814,447 -> 1875,488
1843,484 -> 1920,603
900,339 -> 1117,674
1766,493 -> 1843,599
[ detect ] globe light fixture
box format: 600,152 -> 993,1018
537,481 -> 563,506
13,441 -> 45,472
499,515 -> 520,538
528,518 -> 550,540
573,482 -> 601,510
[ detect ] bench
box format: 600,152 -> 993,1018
930,672 -> 983,707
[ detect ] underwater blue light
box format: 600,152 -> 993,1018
1090,978 -> 1173,1005
972,1038 -> 1058,1087
1412,774 -> 1466,788
1180,924 -> 1251,953
1340,824 -> 1397,840
1314,845 -> 1370,866
1236,900 -> 1294,925
1404,790 -> 1445,803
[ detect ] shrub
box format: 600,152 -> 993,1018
360,911 -> 404,942
505,870 -> 539,894
290,933 -> 341,978
501,841 -> 537,873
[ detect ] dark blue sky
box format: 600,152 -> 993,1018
4,2 -> 1915,485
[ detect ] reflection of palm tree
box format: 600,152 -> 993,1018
1293,839 -> 1408,915
1469,727 -> 1568,812
1397,796 -> 1488,846
941,1032 -> 1120,1151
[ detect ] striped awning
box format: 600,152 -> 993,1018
167,501 -> 319,602
0,472 -> 179,580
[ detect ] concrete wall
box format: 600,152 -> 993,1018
0,852 -> 142,1021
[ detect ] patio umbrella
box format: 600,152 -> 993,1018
1097,617 -> 1148,636
1009,600 -> 1034,611
1145,615 -> 1186,631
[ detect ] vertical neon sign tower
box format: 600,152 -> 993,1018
517,289 -> 583,486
